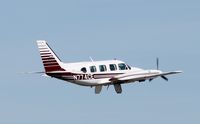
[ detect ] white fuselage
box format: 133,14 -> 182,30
51,60 -> 160,86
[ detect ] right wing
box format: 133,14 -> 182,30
109,70 -> 182,83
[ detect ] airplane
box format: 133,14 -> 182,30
36,40 -> 182,94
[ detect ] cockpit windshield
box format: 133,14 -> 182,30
118,63 -> 131,70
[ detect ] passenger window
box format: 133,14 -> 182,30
109,64 -> 117,71
81,67 -> 87,73
118,63 -> 127,70
90,66 -> 97,73
99,65 -> 107,72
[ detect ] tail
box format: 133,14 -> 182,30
36,40 -> 65,72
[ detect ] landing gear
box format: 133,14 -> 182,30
95,85 -> 102,94
114,84 -> 122,94
94,84 -> 122,94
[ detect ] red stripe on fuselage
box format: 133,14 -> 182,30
45,72 -> 123,81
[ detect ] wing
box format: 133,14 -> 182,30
109,70 -> 182,83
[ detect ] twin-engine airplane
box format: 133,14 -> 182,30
36,40 -> 182,94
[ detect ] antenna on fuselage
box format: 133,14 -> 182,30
89,56 -> 94,62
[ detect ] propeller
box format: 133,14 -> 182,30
161,75 -> 168,81
156,57 -> 159,70
156,57 -> 168,81
149,78 -> 153,82
107,85 -> 110,90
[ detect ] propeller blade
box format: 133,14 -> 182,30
107,85 -> 110,90
149,78 -> 153,82
156,57 -> 159,70
161,76 -> 168,81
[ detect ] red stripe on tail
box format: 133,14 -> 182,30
36,40 -> 65,72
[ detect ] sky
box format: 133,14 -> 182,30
0,0 -> 199,124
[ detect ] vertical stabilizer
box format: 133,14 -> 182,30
36,40 -> 65,72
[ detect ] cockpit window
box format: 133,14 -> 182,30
109,64 -> 117,71
90,66 -> 97,73
118,63 -> 128,70
81,67 -> 87,73
99,65 -> 107,72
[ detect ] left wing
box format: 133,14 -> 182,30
109,70 -> 182,83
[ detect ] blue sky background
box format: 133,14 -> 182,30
0,0 -> 199,124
